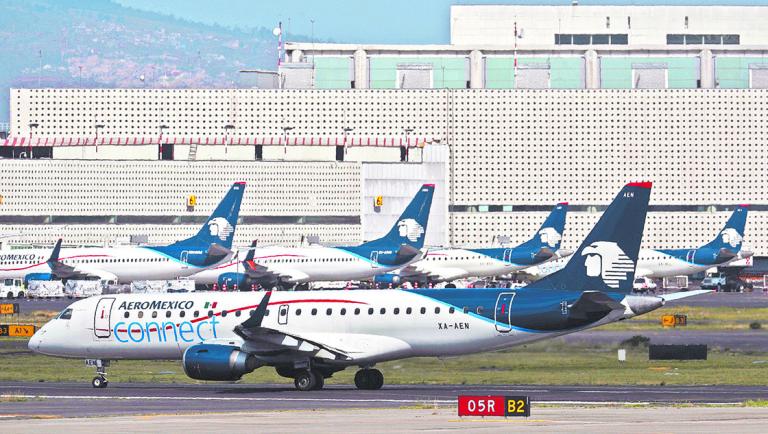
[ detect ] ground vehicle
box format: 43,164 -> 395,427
632,276 -> 657,293
27,280 -> 64,298
1,278 -> 24,298
700,273 -> 753,292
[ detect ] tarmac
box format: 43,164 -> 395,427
0,381 -> 766,418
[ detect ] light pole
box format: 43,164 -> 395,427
282,126 -> 294,160
28,123 -> 39,159
224,124 -> 235,154
404,128 -> 413,162
159,124 -> 169,159
343,127 -> 353,155
94,124 -> 104,156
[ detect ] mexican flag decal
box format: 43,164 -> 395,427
204,301 -> 218,309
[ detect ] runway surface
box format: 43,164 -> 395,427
0,381 -> 766,418
562,329 -> 768,351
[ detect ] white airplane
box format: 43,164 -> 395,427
635,205 -> 751,278
0,183 -> 245,283
374,203 -> 571,287
191,184 -> 435,289
30,181 -> 709,391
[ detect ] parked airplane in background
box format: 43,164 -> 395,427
191,184 -> 435,289
0,183 -> 245,283
29,181 -> 709,391
375,203 -> 571,287
635,205 -> 750,278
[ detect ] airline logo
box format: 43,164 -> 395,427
208,217 -> 234,241
581,241 -> 635,289
538,227 -> 562,248
720,228 -> 743,248
397,219 -> 425,242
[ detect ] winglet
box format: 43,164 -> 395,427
239,290 -> 272,329
47,238 -> 63,265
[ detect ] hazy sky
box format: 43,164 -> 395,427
115,0 -> 768,44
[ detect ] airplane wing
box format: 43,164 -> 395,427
398,262 -> 468,282
233,292 -> 410,362
241,242 -> 308,284
46,239 -> 116,281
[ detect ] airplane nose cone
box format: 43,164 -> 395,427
28,328 -> 45,353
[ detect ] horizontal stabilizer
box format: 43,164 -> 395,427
568,291 -> 624,321
533,247 -> 555,261
659,289 -> 713,303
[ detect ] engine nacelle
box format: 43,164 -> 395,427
217,273 -> 248,289
373,273 -> 401,285
24,273 -> 53,283
182,344 -> 259,381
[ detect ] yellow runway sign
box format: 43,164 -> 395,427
0,324 -> 36,337
0,303 -> 19,315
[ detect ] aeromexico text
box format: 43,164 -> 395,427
119,300 -> 195,310
0,254 -> 37,262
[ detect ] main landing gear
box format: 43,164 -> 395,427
354,368 -> 384,390
88,359 -> 110,388
293,369 -> 325,391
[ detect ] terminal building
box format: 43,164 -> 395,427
1,4 -> 766,273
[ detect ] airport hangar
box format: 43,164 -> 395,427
1,4 -> 767,278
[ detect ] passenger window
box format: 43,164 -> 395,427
123,311 -> 129,319
194,310 -> 200,317
265,309 -> 270,316
151,311 -> 158,318
326,308 -> 332,315
354,308 -> 360,315
180,311 -> 186,318
295,309 -> 302,316
463,307 -> 469,314
340,308 -> 347,315
420,307 -> 426,314
449,307 -> 455,314
311,308 -> 318,315
476,306 -> 484,315
138,311 -> 144,319
380,308 -> 386,314
406,307 -> 412,314
166,311 -> 172,318
235,310 -> 241,317
368,308 -> 374,315
207,310 -> 214,317
435,307 -> 441,314
393,308 -> 400,315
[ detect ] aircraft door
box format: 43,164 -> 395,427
686,249 -> 696,263
180,251 -> 189,269
370,251 -> 379,268
278,304 -> 289,325
503,249 -> 512,263
494,292 -> 516,333
94,297 -> 116,338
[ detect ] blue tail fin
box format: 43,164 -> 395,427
374,184 -> 435,250
518,202 -> 569,253
340,184 -> 434,266
526,182 -> 652,294
702,205 -> 748,254
154,182 -> 245,257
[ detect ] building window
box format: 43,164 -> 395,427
610,34 -> 628,45
591,34 -> 609,45
572,34 -> 590,45
667,34 -> 685,45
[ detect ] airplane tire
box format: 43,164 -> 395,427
354,369 -> 383,390
92,376 -> 108,388
294,370 -> 317,392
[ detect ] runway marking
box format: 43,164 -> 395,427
0,394 -> 455,405
0,395 -> 744,407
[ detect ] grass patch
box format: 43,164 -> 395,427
2,341 -> 767,386
744,399 -> 768,407
601,305 -> 768,331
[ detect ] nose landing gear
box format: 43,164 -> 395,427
87,359 -> 110,388
354,368 -> 384,390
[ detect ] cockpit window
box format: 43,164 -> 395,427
58,308 -> 73,320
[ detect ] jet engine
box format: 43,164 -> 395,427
373,273 -> 401,286
182,344 -> 260,381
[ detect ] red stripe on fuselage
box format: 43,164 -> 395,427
115,298 -> 368,332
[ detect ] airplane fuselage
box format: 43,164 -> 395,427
636,248 -> 752,279
30,289 -> 654,363
0,246 -> 205,283
192,245 -> 418,285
